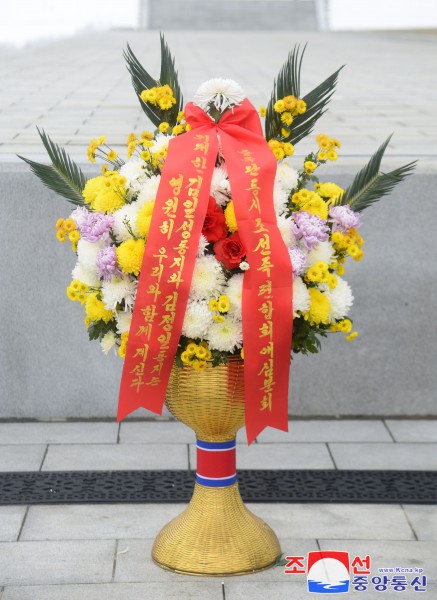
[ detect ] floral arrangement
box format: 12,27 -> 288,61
21,36 -> 415,371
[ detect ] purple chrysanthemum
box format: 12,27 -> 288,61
96,245 -> 122,280
288,246 -> 307,278
291,211 -> 329,251
70,206 -> 90,230
329,205 -> 362,234
79,212 -> 115,243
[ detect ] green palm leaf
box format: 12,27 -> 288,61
340,135 -> 416,212
124,34 -> 183,127
18,128 -> 87,206
266,45 -> 344,145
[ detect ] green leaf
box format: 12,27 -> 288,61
265,45 -> 344,145
340,135 -> 417,212
17,128 -> 87,206
123,34 -> 183,127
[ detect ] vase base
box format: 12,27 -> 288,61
151,482 -> 281,577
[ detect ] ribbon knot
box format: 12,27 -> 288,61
118,98 -> 293,443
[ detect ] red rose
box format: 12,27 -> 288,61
214,232 -> 246,270
202,197 -> 227,242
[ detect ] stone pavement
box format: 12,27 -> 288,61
0,419 -> 436,597
1,29 -> 436,164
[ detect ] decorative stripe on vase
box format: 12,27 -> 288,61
196,439 -> 237,487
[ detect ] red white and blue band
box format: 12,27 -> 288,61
196,439 -> 237,487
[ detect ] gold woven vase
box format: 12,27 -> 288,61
151,357 -> 281,576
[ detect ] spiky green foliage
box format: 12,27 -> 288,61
340,135 -> 417,212
124,34 -> 183,127
265,45 -> 343,145
18,128 -> 87,206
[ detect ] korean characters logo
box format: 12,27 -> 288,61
284,551 -> 427,594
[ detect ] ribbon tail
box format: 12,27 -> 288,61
117,127 -> 219,421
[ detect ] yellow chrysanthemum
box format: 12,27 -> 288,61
259,105 -> 266,117
107,150 -> 117,161
300,194 -> 328,220
208,299 -> 219,311
327,150 -> 338,161
224,200 -> 238,233
56,229 -> 66,242
304,161 -> 317,174
281,112 -> 293,126
281,142 -> 294,156
283,95 -> 297,111
116,238 -> 145,276
136,201 -> 155,239
315,182 -> 344,204
172,124 -> 184,136
346,331 -> 358,342
217,295 -> 231,313
273,99 -> 285,113
82,174 -> 126,214
296,99 -> 307,114
337,319 -> 352,333
158,122 -> 170,133
85,292 -> 114,323
305,289 -> 331,325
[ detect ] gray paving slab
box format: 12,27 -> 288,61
119,421 -> 194,444
257,419 -> 392,443
0,540 -> 115,586
0,422 -> 118,445
249,503 -> 415,540
1,30 -> 434,160
385,419 -> 437,442
402,505 -> 437,541
2,582 -> 224,600
114,537 -> 318,583
190,442 -> 335,470
225,580 -> 436,599
21,504 -> 186,541
0,445 -> 46,472
329,442 -> 437,470
0,507 -> 26,542
41,442 -> 189,471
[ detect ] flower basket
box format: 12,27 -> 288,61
21,34 -> 415,576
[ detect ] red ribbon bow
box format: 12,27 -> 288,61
118,98 -> 293,443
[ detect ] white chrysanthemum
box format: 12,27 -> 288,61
151,134 -> 174,155
206,315 -> 243,352
115,310 -> 132,334
226,273 -> 244,318
76,238 -> 105,273
71,262 -> 101,288
306,241 -> 335,268
182,300 -> 214,339
112,203 -> 140,242
194,78 -> 245,112
276,214 -> 294,247
293,277 -> 311,317
119,159 -> 147,198
100,331 -> 117,355
197,234 -> 209,257
273,181 -> 289,216
101,276 -> 137,311
275,161 -> 299,193
320,277 -> 354,320
210,165 -> 231,206
136,174 -> 161,207
119,160 -> 146,185
189,255 -> 226,301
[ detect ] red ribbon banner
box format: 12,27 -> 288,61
117,98 -> 293,443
